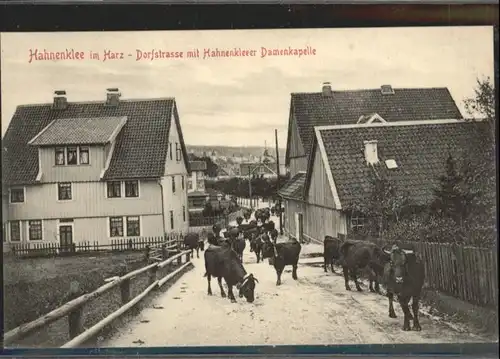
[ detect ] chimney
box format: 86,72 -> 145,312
364,140 -> 379,165
106,88 -> 121,107
53,90 -> 68,110
381,84 -> 395,95
322,82 -> 332,97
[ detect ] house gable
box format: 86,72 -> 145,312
305,143 -> 337,209
164,103 -> 189,176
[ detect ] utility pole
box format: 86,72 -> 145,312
275,129 -> 283,235
248,168 -> 252,209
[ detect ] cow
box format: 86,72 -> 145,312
261,238 -> 301,285
249,233 -> 266,263
231,235 -> 246,262
212,223 -> 222,238
339,240 -> 386,293
269,228 -> 279,243
323,235 -> 342,273
183,232 -> 202,258
262,220 -> 275,234
204,243 -> 258,303
382,244 -> 425,331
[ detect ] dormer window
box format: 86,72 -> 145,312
79,147 -> 89,164
54,146 -> 91,166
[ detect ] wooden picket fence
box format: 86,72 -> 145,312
371,239 -> 498,309
9,234 -> 186,259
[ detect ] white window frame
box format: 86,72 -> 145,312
79,146 -> 91,165
27,219 -> 43,241
124,180 -> 140,199
106,181 -> 123,198
9,187 -> 25,204
350,213 -> 366,230
56,182 -> 73,202
54,146 -> 91,166
9,220 -> 22,242
108,216 -> 124,238
126,216 -> 142,237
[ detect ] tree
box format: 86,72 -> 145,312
431,154 -> 475,224
461,76 -> 497,245
349,166 -> 413,238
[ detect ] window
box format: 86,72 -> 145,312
126,216 -> 140,236
10,221 -> 21,242
183,206 -> 186,222
351,213 -> 365,230
28,220 -> 42,241
109,217 -> 124,237
181,176 -> 185,190
57,183 -> 72,201
169,142 -> 173,160
10,188 -> 25,203
170,210 -> 174,230
55,147 -> 66,165
67,147 -> 78,165
125,180 -> 139,198
79,146 -> 90,165
107,181 -> 121,198
172,176 -> 176,193
188,179 -> 193,190
54,146 -> 90,166
175,142 -> 181,161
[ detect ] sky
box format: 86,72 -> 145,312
0,27 -> 494,148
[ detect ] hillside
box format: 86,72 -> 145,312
186,145 -> 286,162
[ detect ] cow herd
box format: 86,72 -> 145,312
324,236 -> 426,331
183,207 -> 426,332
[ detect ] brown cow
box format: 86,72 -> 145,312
340,240 -> 386,293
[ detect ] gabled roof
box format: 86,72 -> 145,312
278,171 -> 306,200
189,160 -> 207,172
285,87 -> 464,165
2,97 -> 190,185
28,116 -> 127,146
310,119 -> 489,210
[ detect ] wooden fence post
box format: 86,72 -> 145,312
119,265 -> 131,304
149,265 -> 158,286
161,244 -> 167,260
144,245 -> 150,263
177,254 -> 182,266
66,281 -> 84,340
186,251 -> 191,262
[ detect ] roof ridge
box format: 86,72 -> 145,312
16,97 -> 175,108
291,87 -> 450,95
315,118 -> 468,132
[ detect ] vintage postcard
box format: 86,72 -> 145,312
1,27 -> 497,349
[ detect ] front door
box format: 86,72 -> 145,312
59,225 -> 73,253
295,213 -> 303,243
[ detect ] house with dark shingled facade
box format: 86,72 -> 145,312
2,88 -> 191,249
278,82 -> 484,243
